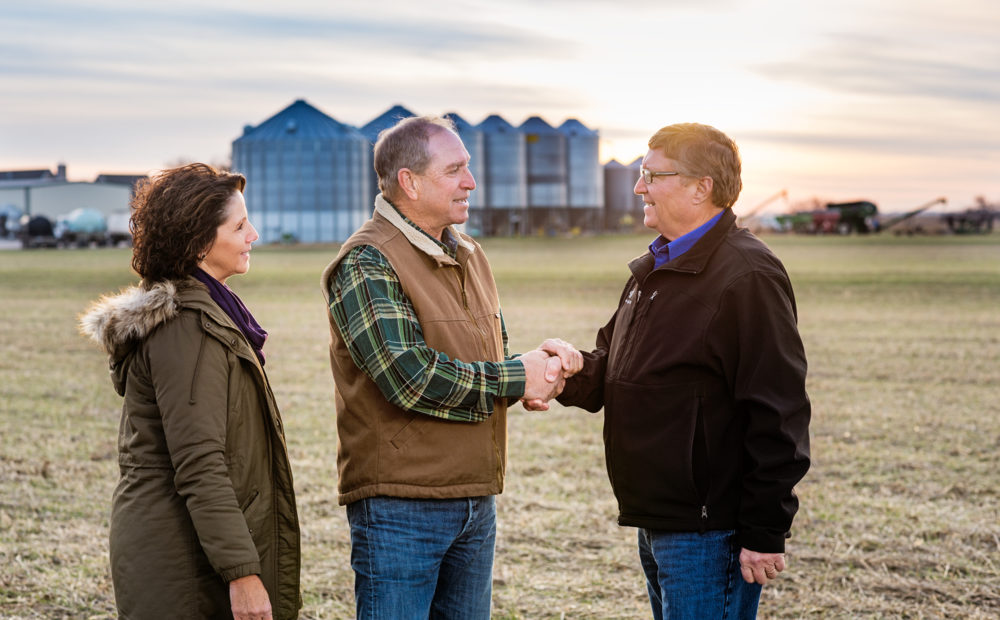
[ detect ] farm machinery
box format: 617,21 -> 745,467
53,208 -> 108,247
18,215 -> 59,248
879,197 -> 947,234
942,197 -> 997,234
769,196 -> 993,236
774,200 -> 878,234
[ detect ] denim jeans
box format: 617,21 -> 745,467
346,495 -> 496,620
637,528 -> 762,620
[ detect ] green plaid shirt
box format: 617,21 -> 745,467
328,229 -> 526,423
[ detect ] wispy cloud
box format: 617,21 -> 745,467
757,33 -> 1000,104
739,128 -> 1000,157
2,0 -> 997,207
5,1 -> 570,65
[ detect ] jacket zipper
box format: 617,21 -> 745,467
696,396 -> 709,533
617,287 -> 658,379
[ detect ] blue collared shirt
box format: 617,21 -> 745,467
649,210 -> 726,269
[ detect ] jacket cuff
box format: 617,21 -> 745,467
737,528 -> 789,554
219,561 -> 262,583
555,373 -> 584,406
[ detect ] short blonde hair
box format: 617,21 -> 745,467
648,123 -> 742,209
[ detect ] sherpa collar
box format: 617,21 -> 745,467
374,194 -> 476,259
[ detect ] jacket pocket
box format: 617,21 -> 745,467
605,380 -> 707,516
240,489 -> 268,538
239,489 -> 260,513
389,413 -> 425,450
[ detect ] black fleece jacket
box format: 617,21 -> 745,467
558,208 -> 811,552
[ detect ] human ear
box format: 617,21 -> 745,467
694,176 -> 714,205
398,169 -> 420,201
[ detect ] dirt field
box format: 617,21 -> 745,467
1,233 -> 998,618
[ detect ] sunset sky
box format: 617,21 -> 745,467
2,0 -> 997,213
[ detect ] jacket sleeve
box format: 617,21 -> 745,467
557,281 -> 633,412
146,310 -> 261,581
556,345 -> 608,413
710,269 -> 811,553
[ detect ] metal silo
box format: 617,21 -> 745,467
520,116 -> 567,233
559,119 -> 603,232
232,98 -> 370,243
360,105 -> 415,206
443,112 -> 487,236
477,114 -> 527,235
602,157 -> 644,231
443,113 -> 486,204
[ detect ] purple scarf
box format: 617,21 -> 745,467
192,268 -> 268,366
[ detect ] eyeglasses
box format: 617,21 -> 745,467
639,168 -> 681,184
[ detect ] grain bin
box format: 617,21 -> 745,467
603,157 -> 644,231
232,99 -> 370,243
520,116 -> 568,209
444,112 -> 487,235
477,114 -> 527,235
360,105 -> 416,205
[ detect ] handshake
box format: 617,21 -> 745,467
517,338 -> 583,412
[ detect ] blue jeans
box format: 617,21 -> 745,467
346,495 -> 496,620
638,528 -> 762,620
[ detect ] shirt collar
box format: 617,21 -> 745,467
649,209 -> 726,269
375,194 -> 470,260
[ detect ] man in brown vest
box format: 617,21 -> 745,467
321,115 -> 580,619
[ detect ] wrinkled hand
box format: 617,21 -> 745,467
521,338 -> 583,411
230,574 -> 272,620
739,549 -> 786,585
518,350 -> 565,410
538,338 -> 583,377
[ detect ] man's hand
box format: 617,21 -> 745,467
538,338 -> 583,377
230,574 -> 272,620
739,548 -> 786,585
518,350 -> 565,409
520,339 -> 582,411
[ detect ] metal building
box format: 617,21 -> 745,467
559,119 -> 603,232
0,164 -> 132,221
477,114 -> 527,235
0,182 -> 130,220
232,99 -> 370,243
603,157 -> 644,231
360,105 -> 416,206
443,112 -> 487,235
521,116 -> 569,233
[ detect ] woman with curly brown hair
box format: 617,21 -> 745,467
80,163 -> 301,620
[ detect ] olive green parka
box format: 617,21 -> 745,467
80,277 -> 300,619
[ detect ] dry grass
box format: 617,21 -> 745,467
1,233 -> 998,619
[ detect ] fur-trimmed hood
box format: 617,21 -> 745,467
79,280 -> 183,360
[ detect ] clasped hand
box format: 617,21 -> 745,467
518,338 -> 583,411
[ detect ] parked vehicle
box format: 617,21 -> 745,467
56,208 -> 108,247
18,215 -> 58,248
1,205 -> 24,238
106,211 -> 133,246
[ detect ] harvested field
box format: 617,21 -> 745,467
1,233 -> 998,618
